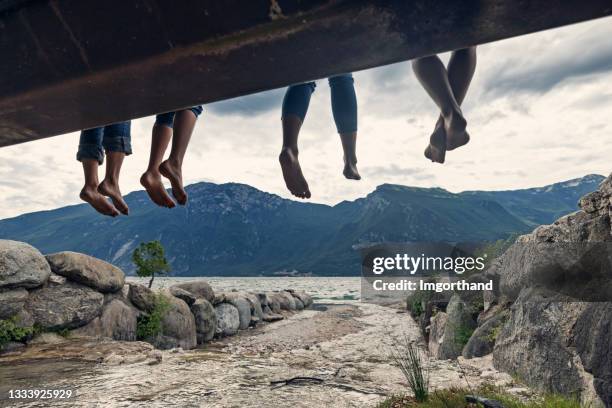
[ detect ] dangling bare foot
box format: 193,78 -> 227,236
159,159 -> 187,205
343,156 -> 361,180
279,147 -> 311,199
424,120 -> 446,163
140,171 -> 176,208
443,109 -> 469,151
98,179 -> 129,215
80,185 -> 120,217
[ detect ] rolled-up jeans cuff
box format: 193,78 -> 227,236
190,105 -> 204,117
76,144 -> 105,164
103,136 -> 132,156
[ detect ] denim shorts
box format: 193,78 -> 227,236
76,121 -> 132,164
155,106 -> 203,128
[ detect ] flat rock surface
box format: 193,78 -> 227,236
0,302 -> 518,407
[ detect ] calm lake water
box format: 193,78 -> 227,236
127,276 -> 362,302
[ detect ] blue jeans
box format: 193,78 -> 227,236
77,121 -> 132,164
155,106 -> 203,128
282,74 -> 357,134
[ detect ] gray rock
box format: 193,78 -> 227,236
191,298 -> 216,344
279,291 -> 297,310
262,313 -> 284,322
148,292 -> 197,350
214,303 -> 240,337
25,281 -> 104,330
428,311 -> 447,358
289,290 -> 313,308
0,288 -> 28,320
293,297 -> 304,310
46,251 -> 124,293
0,240 -> 50,289
72,299 -> 138,341
48,272 -> 67,286
223,293 -> 251,330
573,302 -> 612,407
244,293 -> 264,321
463,311 -> 508,359
169,286 -> 196,306
171,281 -> 214,303
493,289 -> 584,396
128,284 -> 156,313
437,294 -> 478,360
264,293 -> 282,314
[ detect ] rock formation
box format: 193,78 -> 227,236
0,239 -> 313,354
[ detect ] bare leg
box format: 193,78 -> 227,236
339,132 -> 360,180
413,54 -> 469,163
141,124 -> 176,208
435,47 -> 477,150
98,151 -> 129,215
159,110 -> 197,205
278,115 -> 311,199
79,159 -> 120,217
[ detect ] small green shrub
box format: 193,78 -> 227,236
454,324 -> 475,348
389,335 -> 429,402
0,317 -> 34,349
136,294 -> 170,340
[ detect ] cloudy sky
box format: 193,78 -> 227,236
1,17 -> 611,220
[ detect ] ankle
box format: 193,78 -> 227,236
281,145 -> 298,155
165,157 -> 182,169
101,177 -> 118,186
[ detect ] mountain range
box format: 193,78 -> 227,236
0,174 -> 604,276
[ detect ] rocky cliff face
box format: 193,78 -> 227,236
416,174 -> 612,407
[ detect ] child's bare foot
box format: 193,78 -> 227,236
443,109 -> 469,151
80,186 -> 120,217
343,156 -> 361,180
279,147 -> 311,199
159,159 -> 187,205
98,179 -> 129,215
424,121 -> 446,163
140,171 -> 175,208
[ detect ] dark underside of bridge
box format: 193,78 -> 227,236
0,0 -> 611,147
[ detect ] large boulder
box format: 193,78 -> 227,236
0,288 -> 28,320
437,294 -> 478,360
72,299 -> 139,341
573,302 -> 612,407
128,284 -> 156,312
257,293 -> 281,314
169,286 -> 196,306
279,291 -> 297,310
191,298 -> 216,344
45,252 -> 124,293
171,281 -> 214,303
148,292 -> 197,350
25,281 -> 104,330
463,311 -> 508,359
0,240 -> 50,289
493,289 -> 585,396
214,303 -> 240,337
244,293 -> 264,322
267,292 -> 288,311
288,290 -> 313,308
223,293 -> 251,330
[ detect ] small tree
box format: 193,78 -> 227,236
132,240 -> 171,288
